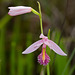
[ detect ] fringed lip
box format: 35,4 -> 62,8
38,51 -> 50,66
38,44 -> 50,66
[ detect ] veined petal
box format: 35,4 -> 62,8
45,40 -> 67,56
22,40 -> 43,54
8,6 -> 32,16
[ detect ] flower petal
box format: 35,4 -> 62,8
39,34 -> 48,39
8,6 -> 32,16
45,40 -> 67,56
22,40 -> 43,54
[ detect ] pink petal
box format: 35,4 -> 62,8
8,6 -> 32,16
22,40 -> 43,54
39,34 -> 48,39
45,40 -> 67,56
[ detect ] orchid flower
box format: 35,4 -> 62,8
8,6 -> 32,16
22,34 -> 67,66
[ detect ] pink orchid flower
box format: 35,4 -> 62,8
8,6 -> 32,16
22,34 -> 67,66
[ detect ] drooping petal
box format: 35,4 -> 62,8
45,39 -> 67,56
39,34 -> 48,39
8,6 -> 32,16
22,40 -> 43,54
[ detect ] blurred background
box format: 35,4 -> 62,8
0,0 -> 75,75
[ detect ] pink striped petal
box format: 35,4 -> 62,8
45,40 -> 67,56
8,6 -> 32,16
22,40 -> 43,54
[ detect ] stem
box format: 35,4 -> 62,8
47,63 -> 50,75
47,29 -> 50,75
37,1 -> 43,34
31,8 -> 40,16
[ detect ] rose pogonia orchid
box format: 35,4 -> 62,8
22,34 -> 67,66
8,6 -> 32,16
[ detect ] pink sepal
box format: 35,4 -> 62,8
45,40 -> 67,56
22,40 -> 43,54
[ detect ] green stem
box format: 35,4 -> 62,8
37,1 -> 43,34
31,8 -> 40,16
47,63 -> 50,75
47,29 -> 50,75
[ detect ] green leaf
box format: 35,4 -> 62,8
0,14 -> 12,29
62,48 -> 75,75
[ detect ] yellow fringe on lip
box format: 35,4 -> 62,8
42,48 -> 45,62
